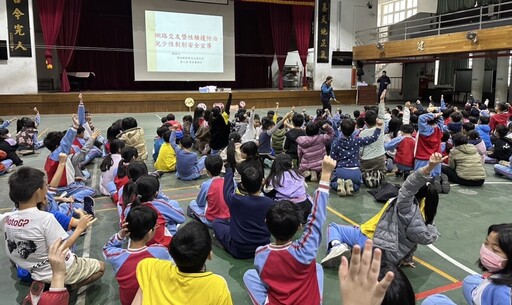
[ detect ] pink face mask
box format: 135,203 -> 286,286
480,244 -> 507,273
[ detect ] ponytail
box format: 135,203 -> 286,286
123,175 -> 159,210
101,139 -> 125,172
416,183 -> 439,225
122,181 -> 139,210
117,146 -> 138,178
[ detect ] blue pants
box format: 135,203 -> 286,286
326,223 -> 368,251
188,200 -> 212,227
330,167 -> 363,192
56,181 -> 96,202
243,265 -> 324,305
422,274 -> 483,305
415,159 -> 441,177
396,163 -> 414,172
494,164 -> 512,180
81,146 -> 103,167
176,156 -> 207,181
212,218 -> 263,259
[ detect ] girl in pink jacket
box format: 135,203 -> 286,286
297,122 -> 334,182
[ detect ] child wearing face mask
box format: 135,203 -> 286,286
422,223 -> 512,305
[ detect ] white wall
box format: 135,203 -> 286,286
0,0 -> 38,94
313,0 -> 378,90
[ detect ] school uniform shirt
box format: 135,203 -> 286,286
154,142 -> 176,172
170,131 -> 200,179
103,233 -> 172,305
2,208 -> 74,282
100,154 -> 122,196
415,113 -> 444,161
36,289 -> 69,305
253,184 -> 329,305
489,109 -> 512,131
385,136 -> 416,167
44,128 -> 77,187
136,258 -> 233,305
195,177 -> 230,222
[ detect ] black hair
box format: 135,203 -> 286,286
388,117 -> 402,138
379,261 -> 415,305
183,115 -> 193,123
265,154 -> 301,188
469,116 -> 479,124
156,126 -> 168,138
356,117 -> 366,129
468,130 -> 480,140
121,117 -> 138,130
442,108 -> 454,119
125,206 -> 158,242
391,109 -> 400,117
452,133 -> 468,146
365,110 -> 377,126
496,125 -> 509,138
122,175 -> 159,210
477,223 -> 512,285
461,110 -> 470,119
228,132 -> 241,143
162,130 -> 172,143
107,124 -> 122,141
305,122 -> 320,137
44,131 -> 65,152
181,135 -> 193,149
100,139 -> 125,172
193,107 -> 205,132
205,154 -> 223,177
463,122 -> 475,133
240,166 -> 263,194
410,115 -> 418,124
261,118 -> 275,131
497,102 -> 508,112
276,117 -> 285,129
479,116 -> 490,125
267,110 -> 275,118
166,113 -> 176,121
116,146 -> 140,179
353,110 -> 360,118
211,106 -> 221,119
450,112 -> 463,123
396,105 -> 403,111
169,221 -> 212,273
266,201 -> 302,241
341,119 -> 356,137
76,126 -> 85,135
292,114 -> 304,127
240,141 -> 259,159
0,128 -> 9,139
8,167 -> 45,205
316,109 -> 324,118
17,117 -> 29,133
400,124 -> 414,134
415,183 -> 438,225
441,130 -> 451,142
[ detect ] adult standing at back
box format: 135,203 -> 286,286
320,76 -> 336,113
377,71 -> 391,103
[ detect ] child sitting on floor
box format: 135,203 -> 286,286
100,139 -> 125,198
154,130 -> 176,173
132,221 -> 233,305
297,122 -> 334,182
117,117 -> 148,161
170,130 -> 206,180
188,154 -> 230,227
103,206 -> 172,305
243,156 -> 336,305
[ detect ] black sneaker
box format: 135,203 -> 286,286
83,196 -> 95,218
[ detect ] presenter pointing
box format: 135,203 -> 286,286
321,76 -> 337,113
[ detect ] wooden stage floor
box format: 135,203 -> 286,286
0,89 -> 356,116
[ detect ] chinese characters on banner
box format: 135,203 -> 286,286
316,0 -> 330,63
7,0 -> 32,57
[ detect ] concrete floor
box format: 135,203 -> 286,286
1,104 -> 512,304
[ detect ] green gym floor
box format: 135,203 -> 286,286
1,105 -> 511,305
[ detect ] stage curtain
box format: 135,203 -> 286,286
437,0 -> 476,14
270,5 -> 293,90
36,0 -> 66,70
293,6 -> 313,87
240,0 -> 314,6
257,5 -> 275,88
57,0 -> 83,92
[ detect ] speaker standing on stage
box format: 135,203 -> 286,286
377,71 -> 391,103
321,76 -> 337,113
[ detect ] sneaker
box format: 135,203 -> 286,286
310,171 -> 318,182
302,170 -> 311,179
337,179 -> 346,196
441,174 -> 451,194
433,176 -> 442,194
83,196 -> 95,218
321,244 -> 351,268
345,179 -> 354,196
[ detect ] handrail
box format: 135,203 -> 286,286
355,2 -> 512,45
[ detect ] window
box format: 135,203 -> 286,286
434,60 -> 440,85
379,0 -> 418,26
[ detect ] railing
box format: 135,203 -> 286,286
355,2 -> 512,45
387,76 -> 403,91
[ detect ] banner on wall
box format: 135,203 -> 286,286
7,0 -> 32,57
316,0 -> 330,63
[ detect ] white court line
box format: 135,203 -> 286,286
77,162 -> 99,304
427,244 -> 479,275
155,114 -> 162,120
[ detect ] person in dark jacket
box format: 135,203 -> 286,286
209,93 -> 233,154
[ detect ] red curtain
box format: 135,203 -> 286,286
270,5 -> 293,90
57,0 -> 83,92
36,0 -> 66,70
293,6 -> 313,86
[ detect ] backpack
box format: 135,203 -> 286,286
368,181 -> 401,203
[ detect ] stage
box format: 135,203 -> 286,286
0,89 -> 357,115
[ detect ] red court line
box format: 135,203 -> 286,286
415,282 -> 463,300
